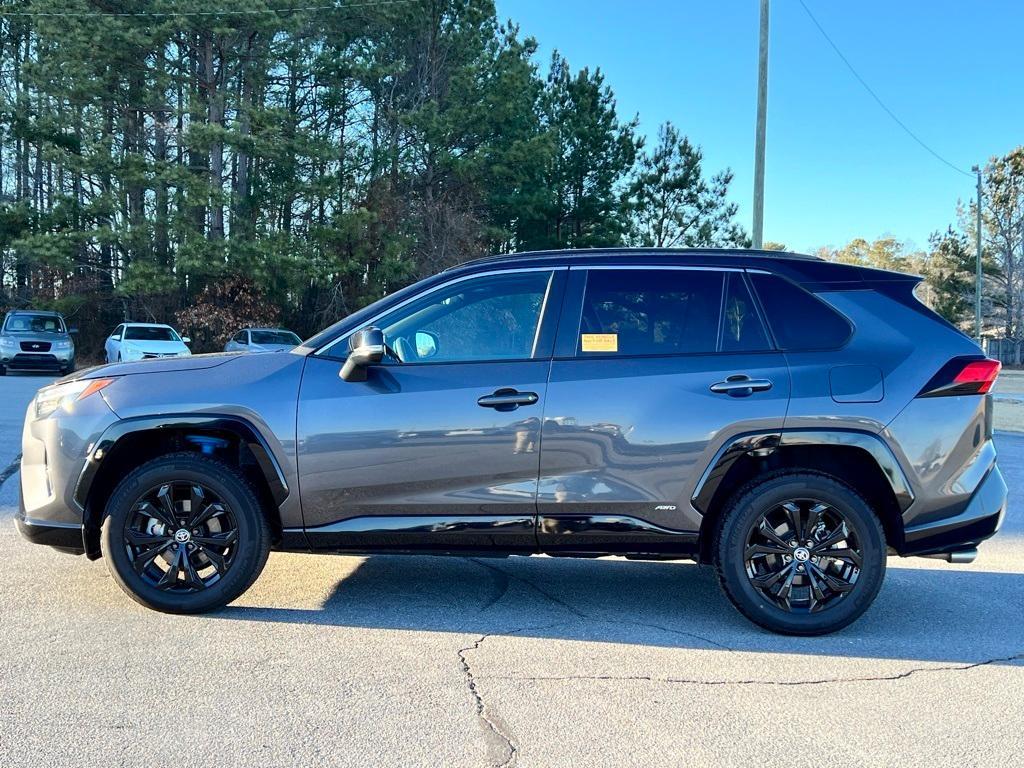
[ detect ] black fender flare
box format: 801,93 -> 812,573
75,413 -> 290,513
690,428 -> 914,515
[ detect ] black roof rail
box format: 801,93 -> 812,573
449,247 -> 823,271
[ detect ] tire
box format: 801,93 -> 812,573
101,452 -> 271,614
714,471 -> 886,636
0,365 -> 6,376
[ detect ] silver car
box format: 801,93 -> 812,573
0,310 -> 76,376
224,327 -> 302,354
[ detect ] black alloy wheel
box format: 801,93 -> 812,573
102,452 -> 270,613
743,498 -> 863,613
715,471 -> 886,635
124,480 -> 239,592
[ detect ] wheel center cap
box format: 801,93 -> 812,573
174,529 -> 191,544
793,547 -> 810,562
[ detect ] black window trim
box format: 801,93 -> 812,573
315,266 -> 568,365
556,265 -> 776,361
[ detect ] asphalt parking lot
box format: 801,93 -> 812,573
0,371 -> 1021,767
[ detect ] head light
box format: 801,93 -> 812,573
53,339 -> 72,350
34,378 -> 114,419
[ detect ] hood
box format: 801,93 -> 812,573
72,353 -> 238,380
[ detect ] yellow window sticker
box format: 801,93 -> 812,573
581,333 -> 618,352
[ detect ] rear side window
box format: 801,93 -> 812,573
720,272 -> 771,352
750,272 -> 852,350
577,269 -> 752,356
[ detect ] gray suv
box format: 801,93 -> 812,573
14,249 -> 1008,635
1,310 -> 76,375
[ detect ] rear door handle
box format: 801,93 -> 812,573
477,388 -> 539,411
709,375 -> 773,396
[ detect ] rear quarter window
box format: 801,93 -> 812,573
750,272 -> 852,351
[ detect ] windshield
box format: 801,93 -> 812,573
3,314 -> 65,334
251,330 -> 301,346
124,326 -> 180,342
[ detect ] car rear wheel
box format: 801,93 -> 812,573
714,471 -> 886,635
101,452 -> 271,613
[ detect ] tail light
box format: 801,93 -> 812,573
917,357 -> 1001,398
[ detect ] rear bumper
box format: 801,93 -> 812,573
901,464 -> 1007,557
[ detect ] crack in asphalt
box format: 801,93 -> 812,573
458,557 -> 737,765
468,557 -> 733,651
471,558 -> 511,612
458,635 -> 517,768
483,653 -> 1024,688
457,622 -> 567,768
470,558 -> 588,619
0,453 -> 21,488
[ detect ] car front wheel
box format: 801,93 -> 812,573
101,452 -> 271,613
715,471 -> 886,635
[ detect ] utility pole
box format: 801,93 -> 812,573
752,0 -> 769,248
972,165 -> 983,342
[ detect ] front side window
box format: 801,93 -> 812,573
370,271 -> 553,363
124,326 -> 181,342
577,269 -> 725,356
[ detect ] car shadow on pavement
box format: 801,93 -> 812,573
219,553 -> 1024,664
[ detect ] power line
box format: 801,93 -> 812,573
0,0 -> 415,17
796,0 -> 973,179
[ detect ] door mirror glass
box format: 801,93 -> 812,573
340,326 -> 385,382
414,331 -> 438,359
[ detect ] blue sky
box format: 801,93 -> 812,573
495,0 -> 1024,253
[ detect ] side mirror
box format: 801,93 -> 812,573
414,330 -> 438,360
68,327 -> 78,335
181,336 -> 191,344
340,326 -> 385,382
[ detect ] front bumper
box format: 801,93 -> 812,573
4,352 -> 73,371
901,464 -> 1007,557
14,500 -> 85,555
15,388 -> 117,555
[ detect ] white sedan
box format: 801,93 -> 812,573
104,323 -> 191,363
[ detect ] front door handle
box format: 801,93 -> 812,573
477,388 -> 539,411
709,375 -> 773,396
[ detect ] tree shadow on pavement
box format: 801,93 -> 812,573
218,552 -> 1024,665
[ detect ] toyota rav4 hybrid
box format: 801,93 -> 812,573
15,249 -> 1008,635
